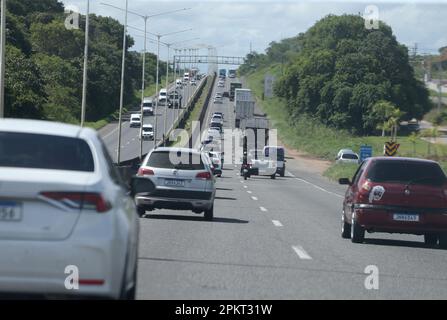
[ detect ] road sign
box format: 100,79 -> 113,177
264,75 -> 275,98
384,141 -> 400,156
359,145 -> 372,161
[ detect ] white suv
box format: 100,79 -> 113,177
129,114 -> 141,127
0,119 -> 140,299
136,147 -> 216,220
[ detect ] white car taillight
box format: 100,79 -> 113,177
196,172 -> 212,180
40,192 -> 111,213
138,167 -> 154,176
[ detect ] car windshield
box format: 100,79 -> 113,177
0,132 -> 94,172
147,151 -> 205,170
143,127 -> 153,132
367,161 -> 446,186
342,154 -> 358,160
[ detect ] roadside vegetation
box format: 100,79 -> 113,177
240,14 -> 447,180
3,0 -> 170,126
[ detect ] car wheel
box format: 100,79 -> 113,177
137,206 -> 145,217
280,171 -> 285,177
341,212 -> 351,239
351,218 -> 365,243
204,205 -> 214,221
439,233 -> 447,249
424,234 -> 438,247
271,174 -> 276,179
119,253 -> 137,300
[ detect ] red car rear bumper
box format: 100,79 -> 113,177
354,204 -> 447,234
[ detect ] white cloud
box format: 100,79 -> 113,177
62,0 -> 447,60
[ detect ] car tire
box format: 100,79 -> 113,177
424,234 -> 438,247
204,205 -> 214,221
137,206 -> 145,217
439,234 -> 447,249
351,218 -> 365,243
280,171 -> 285,177
271,174 -> 276,179
341,213 -> 351,239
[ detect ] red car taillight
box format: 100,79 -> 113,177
40,192 -> 111,213
196,172 -> 212,180
138,167 -> 154,176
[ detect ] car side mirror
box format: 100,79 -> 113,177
338,178 -> 351,186
130,176 -> 156,197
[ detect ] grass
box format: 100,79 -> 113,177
84,107 -> 128,131
244,64 -> 447,181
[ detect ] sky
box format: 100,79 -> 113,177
61,0 -> 447,63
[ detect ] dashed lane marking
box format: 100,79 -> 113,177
292,246 -> 312,260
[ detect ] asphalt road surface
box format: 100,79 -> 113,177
135,77 -> 447,300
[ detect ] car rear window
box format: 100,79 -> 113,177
265,147 -> 285,161
0,132 -> 94,172
366,161 -> 446,186
148,151 -> 205,170
342,154 -> 358,160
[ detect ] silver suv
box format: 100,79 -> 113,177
136,147 -> 216,220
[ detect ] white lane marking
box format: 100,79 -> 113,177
243,185 -> 248,189
272,220 -> 283,227
260,206 -> 268,212
247,191 -> 252,194
292,246 -> 312,260
126,141 -> 130,145
251,196 -> 258,201
240,180 -> 244,183
295,177 -> 343,199
286,171 -> 295,178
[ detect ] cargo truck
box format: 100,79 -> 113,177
228,69 -> 236,78
229,82 -> 242,101
234,88 -> 255,128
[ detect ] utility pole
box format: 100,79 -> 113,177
116,0 -> 128,165
0,0 -> 6,118
164,43 -> 170,146
80,0 -> 90,127
139,15 -> 148,160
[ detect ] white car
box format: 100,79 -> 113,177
0,119 -> 140,299
336,149 -> 360,164
209,152 -> 223,177
142,98 -> 154,116
211,115 -> 223,124
141,124 -> 154,140
213,96 -> 223,104
129,114 -> 141,127
136,148 -> 216,220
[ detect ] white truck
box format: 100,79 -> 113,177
234,88 -> 255,128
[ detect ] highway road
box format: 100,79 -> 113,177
99,78 -> 205,163
134,77 -> 447,300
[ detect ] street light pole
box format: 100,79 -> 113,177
154,35 -> 161,149
80,0 -> 90,127
164,43 -> 170,146
0,0 -> 6,118
139,15 -> 148,160
116,0 -> 128,164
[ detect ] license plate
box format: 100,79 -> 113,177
0,201 -> 22,222
393,213 -> 420,222
164,179 -> 185,187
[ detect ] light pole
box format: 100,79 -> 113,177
100,2 -> 191,157
164,38 -> 199,146
80,0 -> 90,127
0,0 -> 6,118
116,0 -> 128,165
151,28 -> 192,148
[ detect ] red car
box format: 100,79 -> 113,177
339,157 -> 447,248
